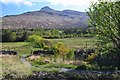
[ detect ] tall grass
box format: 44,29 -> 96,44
0,55 -> 32,79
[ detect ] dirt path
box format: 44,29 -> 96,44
20,54 -> 32,67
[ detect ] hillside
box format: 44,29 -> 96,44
2,6 -> 89,29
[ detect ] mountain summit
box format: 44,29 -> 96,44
40,6 -> 55,12
2,6 -> 89,29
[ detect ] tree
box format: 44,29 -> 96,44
2,30 -> 16,42
20,32 -> 28,41
88,1 -> 120,53
88,1 -> 120,68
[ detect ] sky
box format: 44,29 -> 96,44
0,0 -> 99,17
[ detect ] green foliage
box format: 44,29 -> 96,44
75,64 -> 94,70
88,1 -> 120,53
45,63 -> 76,69
2,30 -> 16,42
88,1 -> 120,68
49,42 -> 70,61
66,49 -> 75,60
28,35 -> 45,48
51,42 -> 69,55
31,59 -> 46,66
86,53 -> 97,63
96,52 -> 120,70
19,32 -> 28,41
2,28 -> 92,42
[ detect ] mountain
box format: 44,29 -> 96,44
2,6 -> 89,29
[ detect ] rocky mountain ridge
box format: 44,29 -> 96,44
2,6 -> 89,29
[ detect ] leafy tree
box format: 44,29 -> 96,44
88,1 -> 120,68
20,32 -> 28,41
88,1 -> 120,53
2,30 -> 16,42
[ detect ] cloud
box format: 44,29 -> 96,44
0,0 -> 104,7
0,0 -> 118,6
0,0 -> 33,6
23,1 -> 33,6
49,0 -> 97,6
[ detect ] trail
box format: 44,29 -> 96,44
20,54 -> 32,67
20,54 -> 42,70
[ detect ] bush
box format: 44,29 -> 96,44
96,52 -> 120,70
49,42 -> 69,61
31,58 -> 46,67
27,35 -> 45,48
66,49 -> 75,60
86,53 -> 97,63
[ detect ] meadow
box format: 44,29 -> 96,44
0,37 -> 96,74
49,37 -> 96,49
1,37 -> 120,80
1,37 -> 96,55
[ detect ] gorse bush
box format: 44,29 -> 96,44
50,42 -> 69,55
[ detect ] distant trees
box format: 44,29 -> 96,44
2,28 -> 92,42
2,30 -> 16,42
19,32 -> 28,41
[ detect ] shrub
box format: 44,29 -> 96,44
66,49 -> 75,60
86,53 -> 97,63
27,35 -> 51,48
50,42 -> 69,61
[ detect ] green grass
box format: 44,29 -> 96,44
31,62 -> 77,72
49,37 -> 96,49
0,42 -> 28,46
0,42 -> 28,50
0,42 -> 40,57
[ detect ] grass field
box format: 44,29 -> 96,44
49,37 -> 96,49
0,37 -> 96,56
